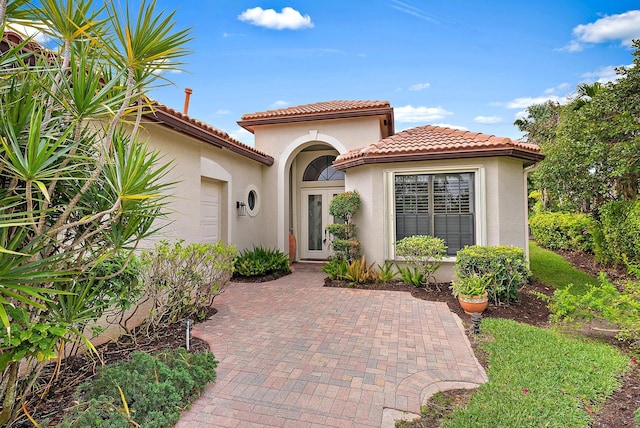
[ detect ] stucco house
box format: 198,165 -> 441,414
142,99 -> 543,281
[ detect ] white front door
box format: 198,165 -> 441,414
300,188 -> 342,260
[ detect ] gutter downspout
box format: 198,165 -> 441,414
523,163 -> 541,264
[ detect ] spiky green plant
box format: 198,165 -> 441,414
0,1 -> 191,424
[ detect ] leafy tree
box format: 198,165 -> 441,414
517,40 -> 640,213
0,0 -> 190,424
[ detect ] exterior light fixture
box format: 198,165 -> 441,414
236,201 -> 247,217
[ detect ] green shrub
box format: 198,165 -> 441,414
595,199 -> 640,266
328,191 -> 361,261
529,211 -> 595,253
396,266 -> 425,287
377,262 -> 397,282
545,272 -> 640,349
233,246 -> 290,278
141,240 -> 236,331
322,258 -> 348,280
326,223 -> 356,240
395,235 -> 446,286
343,256 -> 378,285
60,349 -> 217,427
450,274 -> 489,298
455,246 -> 530,305
328,191 -> 361,223
330,239 -> 360,262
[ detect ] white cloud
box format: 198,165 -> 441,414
581,64 -> 629,83
514,110 -> 528,120
431,123 -> 468,131
238,7 -> 313,30
229,128 -> 255,146
562,10 -> 640,51
544,82 -> 571,95
474,115 -> 502,125
214,109 -> 230,115
409,82 -> 430,91
269,100 -> 289,109
505,96 -> 560,109
394,105 -> 452,123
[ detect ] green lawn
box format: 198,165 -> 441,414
529,241 -> 599,294
439,243 -> 632,427
444,319 -> 630,428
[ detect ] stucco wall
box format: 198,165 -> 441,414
343,156 -> 529,282
140,123 -> 267,251
251,117 -> 385,252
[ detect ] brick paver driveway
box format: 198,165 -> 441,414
177,264 -> 487,427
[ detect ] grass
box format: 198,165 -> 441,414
529,241 -> 599,294
444,318 -> 630,428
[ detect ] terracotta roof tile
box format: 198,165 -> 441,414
334,125 -> 543,169
241,100 -> 391,120
146,103 -> 273,165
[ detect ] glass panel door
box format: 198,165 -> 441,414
307,194 -> 323,251
300,187 -> 343,260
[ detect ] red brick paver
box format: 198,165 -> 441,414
177,264 -> 487,427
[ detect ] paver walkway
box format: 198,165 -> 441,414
177,264 -> 487,427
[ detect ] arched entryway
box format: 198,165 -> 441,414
293,147 -> 344,260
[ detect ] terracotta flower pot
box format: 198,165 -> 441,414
458,292 -> 489,315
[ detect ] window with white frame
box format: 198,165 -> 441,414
394,172 -> 475,256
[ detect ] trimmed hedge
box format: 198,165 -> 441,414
529,211 -> 595,253
455,246 -> 530,305
595,199 -> 640,266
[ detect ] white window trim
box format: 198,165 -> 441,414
245,184 -> 260,217
384,164 -> 487,262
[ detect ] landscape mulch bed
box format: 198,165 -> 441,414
12,251 -> 640,427
12,309 -> 214,427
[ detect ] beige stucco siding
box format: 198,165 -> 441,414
252,117 -> 385,252
141,123 -> 266,250
343,156 -> 528,282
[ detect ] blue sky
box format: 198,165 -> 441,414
86,2 -> 640,144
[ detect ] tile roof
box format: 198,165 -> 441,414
238,100 -> 394,136
145,103 -> 274,166
334,125 -> 544,170
241,100 -> 391,120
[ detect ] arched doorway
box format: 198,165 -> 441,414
297,151 -> 344,260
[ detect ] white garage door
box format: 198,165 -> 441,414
200,178 -> 221,243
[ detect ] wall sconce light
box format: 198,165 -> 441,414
236,201 -> 247,217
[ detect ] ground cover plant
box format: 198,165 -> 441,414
233,246 -> 290,279
59,348 -> 217,427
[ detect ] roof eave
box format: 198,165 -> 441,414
145,109 -> 274,166
333,149 -> 545,170
238,107 -> 394,135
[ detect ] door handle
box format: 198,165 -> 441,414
323,228 -> 327,244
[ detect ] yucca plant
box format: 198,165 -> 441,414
343,256 -> 378,285
322,257 -> 348,280
0,1 -> 191,424
377,262 -> 397,282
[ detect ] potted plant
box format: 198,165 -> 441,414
450,274 -> 490,315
